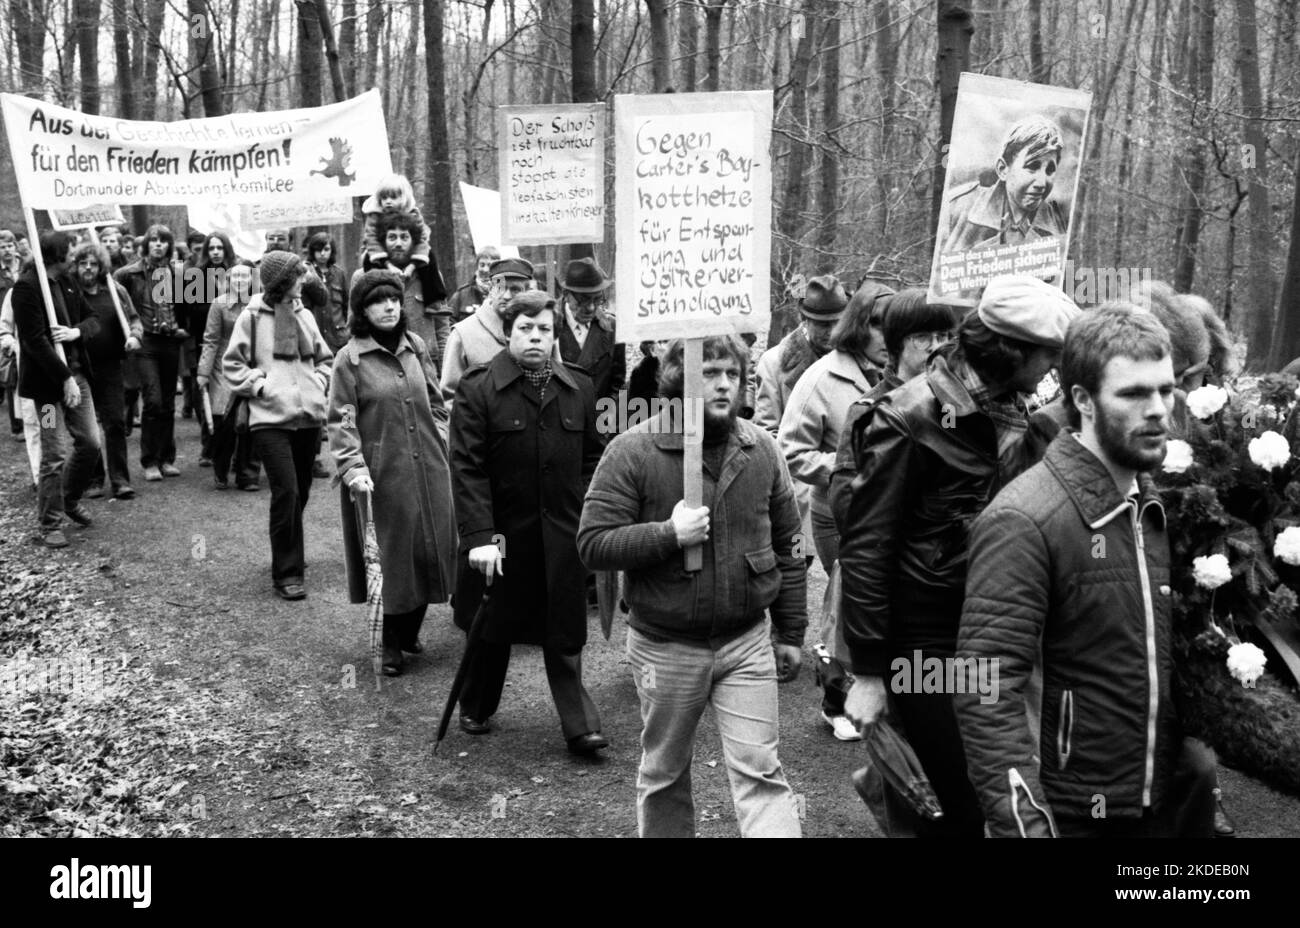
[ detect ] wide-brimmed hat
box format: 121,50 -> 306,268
799,275 -> 849,321
489,257 -> 535,281
562,257 -> 613,293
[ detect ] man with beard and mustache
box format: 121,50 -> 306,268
578,336 -> 808,837
955,306 -> 1218,838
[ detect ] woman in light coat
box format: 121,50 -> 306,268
328,270 -> 457,675
223,252 -> 333,601
199,264 -> 258,490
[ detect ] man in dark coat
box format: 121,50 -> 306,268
447,246 -> 499,325
449,289 -> 607,754
957,306 -> 1216,838
11,232 -> 103,547
555,257 -> 624,405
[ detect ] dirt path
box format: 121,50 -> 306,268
3,413 -> 1298,837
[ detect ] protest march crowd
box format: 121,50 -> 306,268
0,153 -> 1277,839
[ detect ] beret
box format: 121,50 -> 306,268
976,274 -> 1080,349
350,269 -> 405,314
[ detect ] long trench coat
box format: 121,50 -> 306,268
449,350 -> 604,652
327,331 -> 457,614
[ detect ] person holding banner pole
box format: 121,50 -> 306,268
11,232 -> 103,548
73,242 -> 142,501
114,225 -> 187,482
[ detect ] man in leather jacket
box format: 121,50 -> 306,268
840,274 -> 1079,836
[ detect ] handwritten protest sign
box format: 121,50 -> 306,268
929,74 -> 1091,306
0,89 -> 393,209
614,91 -> 772,341
50,203 -> 124,230
498,103 -> 605,245
240,197 -> 354,230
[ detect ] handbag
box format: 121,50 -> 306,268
0,346 -> 16,390
228,307 -> 257,434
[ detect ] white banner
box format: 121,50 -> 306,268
240,197 -> 354,230
614,91 -> 772,341
498,103 -> 605,245
49,203 -> 124,230
0,89 -> 393,209
458,183 -> 521,259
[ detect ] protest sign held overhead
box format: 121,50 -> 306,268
0,89 -> 393,209
49,203 -> 124,230
498,103 -> 605,245
240,197 -> 354,230
929,74 -> 1091,307
615,91 -> 772,341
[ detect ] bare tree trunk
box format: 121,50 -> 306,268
364,0 -> 383,90
137,0 -> 166,117
702,0 -> 728,92
1235,0 -> 1276,367
1133,0 -> 1167,247
1268,147 -> 1300,368
1172,0 -> 1215,293
932,0 -> 973,238
1028,0 -> 1049,82
224,0 -> 241,110
112,0 -> 133,116
1111,23 -> 1140,266
424,0 -> 456,292
340,0 -> 356,95
297,0 -> 324,108
645,0 -> 671,91
677,0 -> 698,91
189,0 -> 224,116
876,0 -> 897,240
74,0 -> 100,113
316,0 -> 347,101
573,0 -> 596,101
776,0 -> 817,281
815,0 -> 840,273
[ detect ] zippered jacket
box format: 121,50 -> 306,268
955,430 -> 1180,835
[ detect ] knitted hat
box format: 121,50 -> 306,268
259,250 -> 302,297
350,269 -> 405,314
977,274 -> 1080,349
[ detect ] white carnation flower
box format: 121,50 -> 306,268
1248,430 -> 1291,470
1226,642 -> 1267,688
1162,439 -> 1193,474
1185,385 -> 1229,419
1192,554 -> 1232,590
1274,526 -> 1300,566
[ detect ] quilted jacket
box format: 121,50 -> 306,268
955,430 -> 1181,835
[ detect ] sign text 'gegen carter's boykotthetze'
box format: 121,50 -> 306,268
0,89 -> 393,209
615,91 -> 772,341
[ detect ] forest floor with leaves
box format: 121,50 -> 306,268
3,413 -> 1300,838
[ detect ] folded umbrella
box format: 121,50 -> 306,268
596,570 -> 619,640
433,589 -> 492,754
352,488 -> 384,683
851,717 -> 944,835
199,386 -> 215,435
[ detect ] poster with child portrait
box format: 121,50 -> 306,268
929,74 -> 1092,307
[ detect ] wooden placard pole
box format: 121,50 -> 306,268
683,337 -> 704,572
85,225 -> 132,349
21,207 -> 67,366
545,245 -> 557,298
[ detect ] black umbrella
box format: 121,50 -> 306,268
851,717 -> 944,835
432,589 -> 492,754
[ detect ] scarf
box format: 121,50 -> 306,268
272,300 -> 313,360
947,351 -> 1030,483
516,358 -> 553,401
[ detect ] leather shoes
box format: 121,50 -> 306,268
274,582 -> 307,601
567,732 -> 609,755
382,645 -> 403,676
113,485 -> 136,500
459,715 -> 491,735
63,502 -> 94,526
1213,788 -> 1236,837
400,639 -> 424,655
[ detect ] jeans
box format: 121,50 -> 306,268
626,621 -> 801,838
36,373 -> 101,529
252,426 -> 319,584
87,357 -> 131,490
459,641 -> 601,740
136,335 -> 179,468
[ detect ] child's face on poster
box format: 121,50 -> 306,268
997,146 -> 1059,216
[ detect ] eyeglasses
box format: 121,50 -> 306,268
905,331 -> 952,350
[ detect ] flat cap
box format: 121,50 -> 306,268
489,257 -> 535,281
977,274 -> 1080,349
